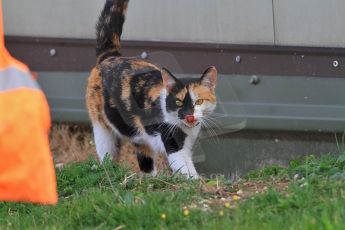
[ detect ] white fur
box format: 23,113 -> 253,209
148,134 -> 166,153
132,133 -> 165,154
160,89 -> 168,119
160,89 -> 179,125
93,123 -> 117,162
167,124 -> 201,178
168,150 -> 198,179
189,90 -> 198,103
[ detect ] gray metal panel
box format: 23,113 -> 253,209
3,0 -> 274,45
227,74 -> 345,132
273,0 -> 345,47
4,0 -> 345,47
124,0 -> 274,44
3,0 -> 103,39
37,72 -> 345,132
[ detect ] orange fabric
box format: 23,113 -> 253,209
0,89 -> 57,204
0,0 -> 57,204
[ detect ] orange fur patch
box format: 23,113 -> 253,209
120,74 -> 132,110
138,144 -> 153,158
86,67 -> 109,129
129,60 -> 159,71
148,84 -> 164,101
133,115 -> 145,134
176,87 -> 188,101
112,34 -> 121,49
190,84 -> 216,103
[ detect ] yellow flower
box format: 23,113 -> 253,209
183,209 -> 190,216
232,195 -> 239,201
219,210 -> 224,216
161,213 -> 166,220
224,202 -> 231,208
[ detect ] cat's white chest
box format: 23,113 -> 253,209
180,124 -> 201,153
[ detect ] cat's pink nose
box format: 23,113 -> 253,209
185,115 -> 196,123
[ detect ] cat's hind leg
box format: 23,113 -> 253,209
136,144 -> 157,176
93,122 -> 118,162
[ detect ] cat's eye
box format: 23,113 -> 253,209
195,99 -> 204,105
176,100 -> 183,107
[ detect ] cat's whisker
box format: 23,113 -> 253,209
171,121 -> 179,136
206,116 -> 228,137
167,123 -> 176,137
160,123 -> 173,137
204,116 -> 222,131
199,119 -> 220,145
204,118 -> 221,141
204,123 -> 218,139
201,116 -> 220,131
160,120 -> 179,139
200,121 -> 219,145
203,118 -> 219,144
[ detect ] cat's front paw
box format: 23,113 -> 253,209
189,173 -> 199,179
182,172 -> 199,180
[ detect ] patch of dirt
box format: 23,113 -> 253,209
241,179 -> 290,196
50,123 -> 96,164
194,177 -> 291,211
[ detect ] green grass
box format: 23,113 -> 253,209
1,154 -> 345,229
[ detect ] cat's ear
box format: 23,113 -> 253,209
200,66 -> 217,90
161,68 -> 177,91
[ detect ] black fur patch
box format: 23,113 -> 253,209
130,70 -> 162,111
177,91 -> 194,120
158,123 -> 186,154
130,70 -> 164,127
136,153 -> 154,173
103,90 -> 138,137
165,78 -> 199,118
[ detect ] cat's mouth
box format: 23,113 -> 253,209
182,115 -> 200,128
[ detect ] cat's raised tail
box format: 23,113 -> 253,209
96,0 -> 129,59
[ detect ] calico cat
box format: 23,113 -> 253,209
86,0 -> 217,178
